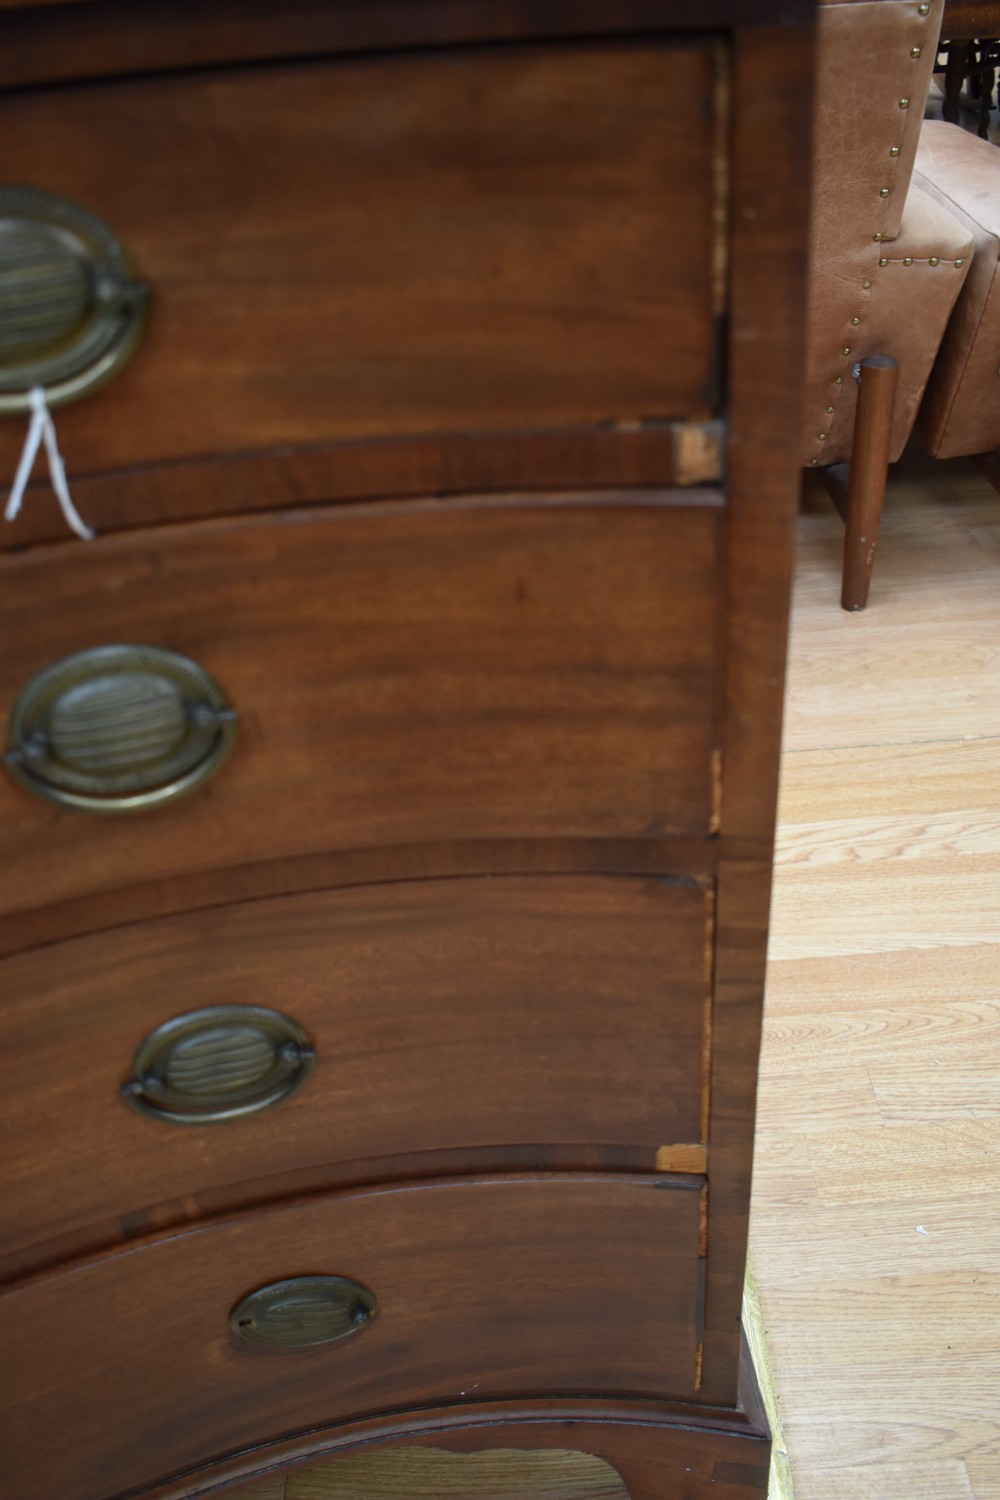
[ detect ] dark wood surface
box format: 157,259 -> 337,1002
697,17 -> 813,1406
0,835 -> 726,961
0,874 -> 711,1272
942,0 -> 1000,37
130,1341 -> 771,1500
0,1 -> 818,1492
0,0 -> 812,91
836,356 -> 899,612
0,494 -> 723,921
0,41 -> 719,490
0,1174 -> 704,1500
0,425 -> 721,554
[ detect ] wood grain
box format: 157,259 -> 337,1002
0,834 -> 721,961
283,1448 -> 629,1499
217,1482 -> 285,1500
942,0 -> 1000,37
0,426 -> 712,554
0,494 -> 722,921
751,452 -> 1000,1498
0,6 -> 821,1495
698,14 -> 814,1405
0,42 -> 718,484
0,1175 -> 704,1500
837,356 -> 900,612
0,874 -> 710,1271
150,1385 -> 772,1500
0,0 -> 811,91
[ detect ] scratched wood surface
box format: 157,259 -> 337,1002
751,451 -> 1000,1500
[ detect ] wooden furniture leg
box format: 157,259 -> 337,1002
943,40 -> 970,125
978,448 -> 1000,495
822,354 -> 899,612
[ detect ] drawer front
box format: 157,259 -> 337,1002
0,874 -> 710,1270
0,1174 -> 704,1500
0,495 -> 722,918
0,40 -> 720,486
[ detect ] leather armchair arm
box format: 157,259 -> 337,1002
804,182 -> 973,466
914,120 -> 1000,458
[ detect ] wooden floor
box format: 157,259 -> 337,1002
750,451 -> 1000,1499
220,1449 -> 629,1500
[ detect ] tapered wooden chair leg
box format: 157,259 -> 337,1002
839,354 -> 899,611
978,448 -> 1000,497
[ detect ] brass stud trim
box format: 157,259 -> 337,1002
918,2 -> 930,13
879,257 -> 889,266
818,433 -> 827,441
810,457 -> 819,466
863,279 -> 873,289
903,257 -> 914,266
929,257 -> 939,266
835,376 -> 844,384
899,97 -> 911,109
842,346 -> 852,356
873,232 -> 884,242
826,405 -> 835,414
851,316 -> 861,326
911,46 -> 922,58
880,187 -> 891,199
955,258 -> 965,267
890,146 -> 901,158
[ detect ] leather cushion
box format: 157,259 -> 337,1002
915,120 -> 1000,459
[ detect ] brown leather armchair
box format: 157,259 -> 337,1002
807,0 -> 974,609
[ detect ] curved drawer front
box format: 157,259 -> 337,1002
0,1174 -> 704,1500
0,495 -> 721,919
0,874 -> 709,1269
0,42 -> 719,495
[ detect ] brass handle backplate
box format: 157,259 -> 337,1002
5,644 -> 237,813
0,185 -> 147,411
122,1005 -> 316,1125
230,1276 -> 377,1350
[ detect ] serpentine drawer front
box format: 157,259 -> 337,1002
0,495 -> 721,920
0,40 -> 719,522
0,3 -> 814,1497
0,1174 -> 705,1500
0,874 -> 710,1273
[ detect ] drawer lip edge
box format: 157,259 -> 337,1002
0,1169 -> 705,1296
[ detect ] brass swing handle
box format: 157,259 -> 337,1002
5,644 -> 238,814
122,1005 -> 316,1126
0,185 -> 146,412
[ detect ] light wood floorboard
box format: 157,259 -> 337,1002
211,1451 -> 628,1500
751,454 -> 1000,1499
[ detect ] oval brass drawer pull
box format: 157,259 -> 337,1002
0,186 -> 147,412
122,1005 -> 315,1125
4,644 -> 237,813
230,1275 -> 377,1350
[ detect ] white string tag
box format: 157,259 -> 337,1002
5,386 -> 95,542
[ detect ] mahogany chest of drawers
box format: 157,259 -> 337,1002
0,4 -> 813,1498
